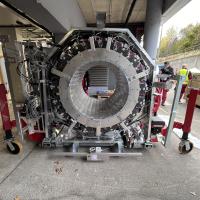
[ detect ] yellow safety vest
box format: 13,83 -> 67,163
179,69 -> 189,85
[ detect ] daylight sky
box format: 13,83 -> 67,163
162,0 -> 200,36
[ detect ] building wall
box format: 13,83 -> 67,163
158,51 -> 200,71
168,55 -> 200,70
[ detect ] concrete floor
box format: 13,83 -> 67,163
0,91 -> 200,200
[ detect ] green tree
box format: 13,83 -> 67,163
159,26 -> 178,57
158,23 -> 200,57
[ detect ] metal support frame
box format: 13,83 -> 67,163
0,84 -> 13,137
18,28 -> 157,158
62,139 -> 123,148
52,151 -> 143,161
181,88 -> 200,140
1,43 -> 23,142
41,68 -> 49,139
172,87 -> 200,153
52,135 -> 142,161
162,75 -> 184,146
0,84 -> 22,151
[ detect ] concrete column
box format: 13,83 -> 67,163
0,28 -> 24,103
143,0 -> 163,61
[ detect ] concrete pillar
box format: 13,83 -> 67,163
0,28 -> 24,103
143,0 -> 163,61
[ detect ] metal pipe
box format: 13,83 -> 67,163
41,68 -> 49,138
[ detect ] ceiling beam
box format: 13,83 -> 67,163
162,0 -> 192,23
0,24 -> 34,28
87,22 -> 144,28
124,0 -> 137,26
0,0 -> 53,36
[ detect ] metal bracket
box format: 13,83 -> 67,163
89,37 -> 95,51
51,151 -> 143,161
51,68 -> 70,80
132,69 -> 149,80
42,137 -> 56,148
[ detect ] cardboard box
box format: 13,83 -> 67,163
192,73 -> 200,81
188,71 -> 200,106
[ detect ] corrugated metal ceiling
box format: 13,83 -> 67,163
77,0 -> 147,24
0,6 -> 50,39
0,5 -> 28,25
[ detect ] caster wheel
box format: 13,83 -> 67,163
178,140 -> 193,154
144,142 -> 153,149
7,141 -> 22,154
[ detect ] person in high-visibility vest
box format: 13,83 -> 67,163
179,64 -> 192,103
